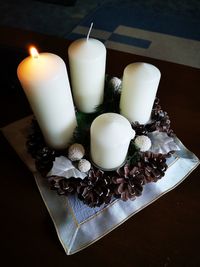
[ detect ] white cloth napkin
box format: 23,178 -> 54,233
1,116 -> 199,255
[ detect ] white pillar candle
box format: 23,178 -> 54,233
120,62 -> 161,124
68,36 -> 106,113
90,113 -> 135,170
17,47 -> 77,149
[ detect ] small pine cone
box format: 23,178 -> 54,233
139,151 -> 169,183
26,119 -> 45,158
153,97 -> 160,108
152,108 -> 168,121
151,98 -> 174,136
77,169 -> 113,207
145,122 -> 156,133
113,164 -> 144,201
132,122 -> 148,135
113,177 -> 134,201
26,134 -> 44,158
158,115 -> 174,136
35,147 -> 56,174
26,118 -> 58,174
48,176 -> 80,195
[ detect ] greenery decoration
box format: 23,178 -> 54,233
26,76 -> 175,208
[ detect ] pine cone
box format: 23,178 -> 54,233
48,176 -> 80,195
112,165 -> 144,201
153,97 -> 160,108
26,119 -> 56,174
26,118 -> 45,158
77,169 -> 113,207
35,147 -> 56,174
150,98 -> 174,136
139,151 -> 169,183
132,121 -> 148,135
131,98 -> 174,136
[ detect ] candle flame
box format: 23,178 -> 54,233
29,46 -> 39,58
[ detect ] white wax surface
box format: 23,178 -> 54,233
17,53 -> 77,149
68,38 -> 106,113
90,113 -> 135,170
120,62 -> 161,124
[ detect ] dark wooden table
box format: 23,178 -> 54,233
0,26 -> 200,267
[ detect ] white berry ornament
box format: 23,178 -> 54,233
78,159 -> 91,172
109,77 -> 122,93
68,143 -> 85,161
134,135 -> 151,152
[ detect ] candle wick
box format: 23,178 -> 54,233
86,22 -> 93,42
30,47 -> 39,59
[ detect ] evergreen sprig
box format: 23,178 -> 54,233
126,140 -> 140,165
73,111 -> 97,148
95,75 -> 121,114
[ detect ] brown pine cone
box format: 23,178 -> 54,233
35,147 -> 56,174
112,165 -> 144,201
139,151 -> 169,183
48,176 -> 80,195
77,168 -> 113,207
150,98 -> 174,136
26,118 -> 46,158
132,98 -> 174,137
131,121 -> 148,135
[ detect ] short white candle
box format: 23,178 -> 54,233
120,62 -> 161,124
68,35 -> 106,113
90,113 -> 135,170
17,47 -> 77,149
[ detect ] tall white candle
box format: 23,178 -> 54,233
68,34 -> 106,113
17,47 -> 77,149
90,113 -> 135,170
120,62 -> 161,124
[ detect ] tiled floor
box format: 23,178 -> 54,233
0,0 -> 103,36
1,0 -> 199,37
67,0 -> 200,68
0,0 -> 200,67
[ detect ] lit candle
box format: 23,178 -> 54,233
68,24 -> 106,113
90,113 -> 135,170
120,62 -> 161,124
17,47 -> 77,149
